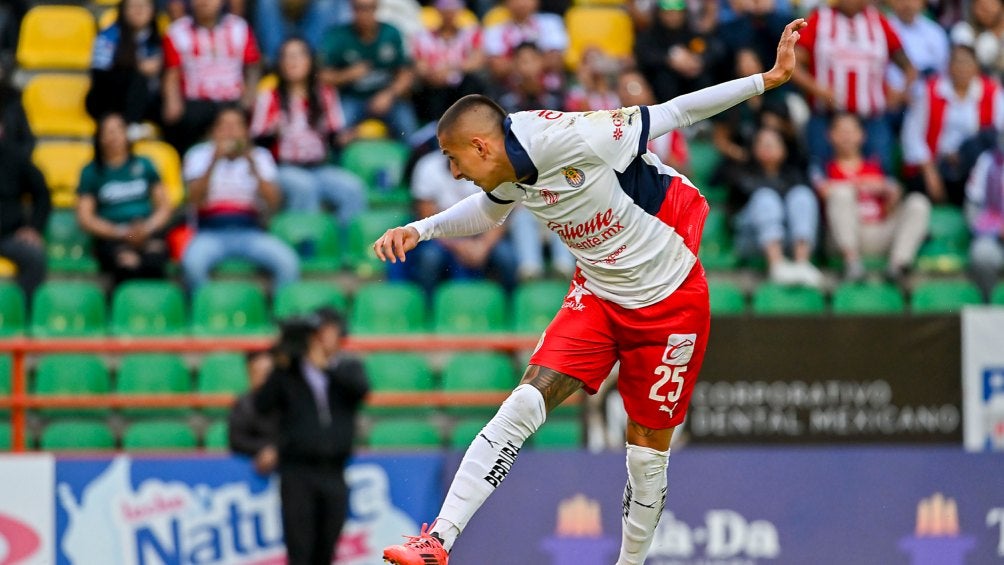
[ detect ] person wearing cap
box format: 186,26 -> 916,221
253,307 -> 369,565
634,0 -> 726,103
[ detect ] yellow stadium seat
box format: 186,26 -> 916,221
482,5 -> 512,27
99,8 -> 118,30
33,142 -> 94,208
574,0 -> 626,5
0,258 -> 17,278
563,7 -> 634,71
96,0 -> 122,6
134,140 -> 185,207
23,75 -> 96,138
257,73 -> 278,92
355,118 -> 389,139
16,6 -> 96,70
420,6 -> 480,30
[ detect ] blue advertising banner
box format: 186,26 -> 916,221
53,454 -> 442,565
448,447 -> 1004,565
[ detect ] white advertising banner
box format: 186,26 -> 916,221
0,454 -> 55,565
962,306 -> 1004,452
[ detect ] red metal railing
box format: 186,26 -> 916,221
0,335 -> 544,452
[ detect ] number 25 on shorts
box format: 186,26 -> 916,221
649,333 -> 696,403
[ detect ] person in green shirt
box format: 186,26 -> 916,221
320,0 -> 418,138
77,113 -> 174,285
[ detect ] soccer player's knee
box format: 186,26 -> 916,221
497,384 -> 546,435
626,444 -> 669,479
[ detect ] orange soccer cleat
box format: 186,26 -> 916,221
383,523 -> 450,565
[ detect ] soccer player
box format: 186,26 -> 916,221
374,19 -> 807,565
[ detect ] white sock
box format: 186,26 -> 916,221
433,384 -> 547,551
617,444 -> 670,565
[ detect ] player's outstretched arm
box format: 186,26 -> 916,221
372,191 -> 515,263
647,18 -> 806,139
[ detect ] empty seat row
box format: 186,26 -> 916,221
0,278 -> 570,337
709,279 -> 1000,316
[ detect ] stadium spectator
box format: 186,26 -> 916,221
77,114 -> 173,286
86,0 -> 163,134
181,105 -> 300,289
792,0 -> 916,173
411,0 -> 486,125
0,0 -> 27,58
254,308 -> 368,565
901,44 -> 1003,206
634,0 -> 727,103
0,129 -> 48,299
950,0 -> 1004,77
717,0 -> 791,86
250,37 -> 366,229
254,0 -> 345,64
161,0 -> 262,153
228,348 -> 279,475
816,113 -> 930,284
495,42 -> 563,113
964,133 -> 1004,300
0,64 -> 34,159
886,0 -> 950,93
404,150 -> 518,294
730,127 -> 822,287
482,0 -> 568,88
618,69 -> 691,175
320,0 -> 418,138
564,48 -> 622,113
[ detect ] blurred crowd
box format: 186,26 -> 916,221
1,0 -> 1003,302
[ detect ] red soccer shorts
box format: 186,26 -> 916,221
528,264 -> 710,430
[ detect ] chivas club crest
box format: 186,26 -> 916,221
561,166 -> 585,188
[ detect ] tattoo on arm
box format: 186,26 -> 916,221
520,365 -> 583,413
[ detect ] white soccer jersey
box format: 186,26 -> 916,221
488,107 -> 709,309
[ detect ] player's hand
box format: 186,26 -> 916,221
764,18 -> 807,90
373,226 -> 420,263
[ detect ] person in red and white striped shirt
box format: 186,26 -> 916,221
901,44 -> 1004,205
161,0 -> 262,152
792,0 -> 916,172
412,0 -> 486,124
251,37 -> 367,228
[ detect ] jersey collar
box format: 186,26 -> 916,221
503,116 -> 538,185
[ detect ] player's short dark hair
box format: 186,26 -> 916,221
437,94 -> 507,136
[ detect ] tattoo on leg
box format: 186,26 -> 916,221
520,365 -> 582,413
629,421 -> 658,439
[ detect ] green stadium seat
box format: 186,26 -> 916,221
270,212 -> 342,273
699,208 -> 737,271
31,281 -> 106,337
911,280 -> 983,313
340,139 -> 411,206
442,351 -> 514,417
346,209 -> 411,276
0,354 -> 10,396
364,352 -> 435,415
111,280 -> 187,336
751,282 -> 826,315
688,139 -> 721,188
34,354 -> 111,417
531,418 -> 581,449
708,280 -> 746,315
512,280 -> 567,334
122,419 -> 198,451
349,282 -> 427,334
192,281 -> 272,336
917,206 -> 971,274
449,418 -> 486,449
115,353 -> 192,417
0,422 -> 9,450
203,420 -> 228,450
40,419 -> 115,451
196,352 -> 248,417
272,281 -> 348,319
992,283 -> 1004,305
45,209 -> 97,274
832,282 -> 905,315
368,418 -> 441,449
433,281 -> 507,333
0,281 -> 25,336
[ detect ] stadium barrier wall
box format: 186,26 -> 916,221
1,448 -> 1002,565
